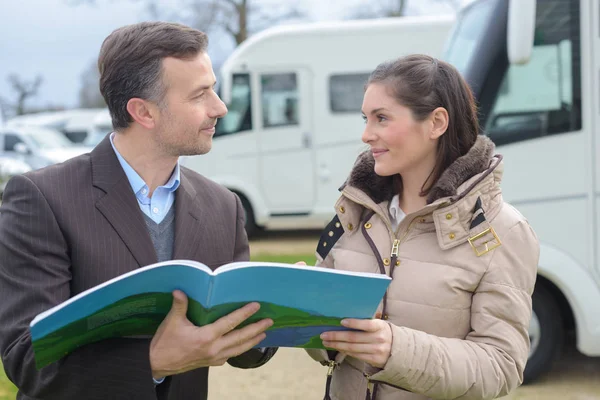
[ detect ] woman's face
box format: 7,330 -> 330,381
361,83 -> 440,178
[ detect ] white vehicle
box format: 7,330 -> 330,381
0,156 -> 32,199
442,0 -> 600,383
181,15 -> 455,235
0,125 -> 90,170
83,108 -> 112,147
7,108 -> 104,143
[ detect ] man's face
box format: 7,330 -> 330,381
153,52 -> 227,157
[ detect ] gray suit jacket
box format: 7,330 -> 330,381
0,136 -> 275,400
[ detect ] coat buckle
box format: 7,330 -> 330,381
468,226 -> 501,256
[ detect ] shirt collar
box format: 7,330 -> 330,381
109,132 -> 180,194
389,194 -> 406,221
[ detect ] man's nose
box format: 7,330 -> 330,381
210,94 -> 228,119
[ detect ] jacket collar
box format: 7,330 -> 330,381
90,136 -> 206,267
91,135 -> 158,268
343,135 -> 497,205
339,135 -> 504,250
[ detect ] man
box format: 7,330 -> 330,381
0,22 -> 276,400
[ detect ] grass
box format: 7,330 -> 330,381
252,253 -> 316,265
0,252 -> 313,396
0,363 -> 17,400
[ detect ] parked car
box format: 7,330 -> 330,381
0,125 -> 91,170
0,156 -> 32,199
83,109 -> 112,147
6,108 -> 105,143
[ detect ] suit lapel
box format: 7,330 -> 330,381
172,170 -> 207,261
91,136 -> 157,268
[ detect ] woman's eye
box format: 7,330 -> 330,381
361,115 -> 367,123
377,115 -> 387,122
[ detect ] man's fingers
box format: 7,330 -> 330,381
167,290 -> 189,319
221,332 -> 268,360
222,318 -> 273,349
212,302 -> 262,335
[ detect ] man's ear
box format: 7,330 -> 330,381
429,107 -> 449,140
126,98 -> 158,129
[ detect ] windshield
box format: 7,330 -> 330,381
24,127 -> 74,149
442,0 -> 497,75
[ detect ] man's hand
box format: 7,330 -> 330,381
149,290 -> 272,380
320,318 -> 392,369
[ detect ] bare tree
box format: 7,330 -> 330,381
6,74 -> 43,116
70,0 -> 306,45
347,0 -> 462,19
78,60 -> 106,108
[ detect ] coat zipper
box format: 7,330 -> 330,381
364,372 -> 407,392
336,191 -> 426,399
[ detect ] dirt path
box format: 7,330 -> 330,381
209,343 -> 600,399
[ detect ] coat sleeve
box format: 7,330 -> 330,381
370,220 -> 539,400
0,175 -> 159,399
227,192 -> 278,369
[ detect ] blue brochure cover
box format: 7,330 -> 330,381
29,260 -> 391,368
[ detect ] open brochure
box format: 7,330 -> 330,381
30,260 -> 391,369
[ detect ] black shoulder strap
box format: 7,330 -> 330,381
316,215 -> 344,260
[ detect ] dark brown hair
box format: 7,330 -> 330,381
98,21 -> 208,130
367,54 -> 480,196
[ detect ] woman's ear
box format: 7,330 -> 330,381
429,107 -> 449,140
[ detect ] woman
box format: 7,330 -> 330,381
307,54 -> 539,400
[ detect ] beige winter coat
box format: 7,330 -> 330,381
307,136 -> 539,400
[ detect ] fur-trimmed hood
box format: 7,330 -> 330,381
343,135 -> 499,205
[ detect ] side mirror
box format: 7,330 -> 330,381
507,0 -> 536,65
14,142 -> 30,155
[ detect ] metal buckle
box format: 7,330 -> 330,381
468,226 -> 501,256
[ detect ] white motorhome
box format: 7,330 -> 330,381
181,15 -> 455,235
442,0 -> 600,383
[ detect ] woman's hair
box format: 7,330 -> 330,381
367,54 -> 480,196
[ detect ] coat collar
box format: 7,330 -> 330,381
338,135 -> 504,250
343,135 -> 497,205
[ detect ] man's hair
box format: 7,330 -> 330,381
98,21 -> 208,130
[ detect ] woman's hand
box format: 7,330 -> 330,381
320,318 -> 393,369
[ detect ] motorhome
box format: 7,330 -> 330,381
442,0 -> 600,384
180,15 -> 455,236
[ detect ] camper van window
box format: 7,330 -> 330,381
485,0 -> 582,146
215,73 -> 252,137
329,73 -> 370,112
260,73 -> 299,128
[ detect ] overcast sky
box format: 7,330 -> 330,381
0,0 -> 468,111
